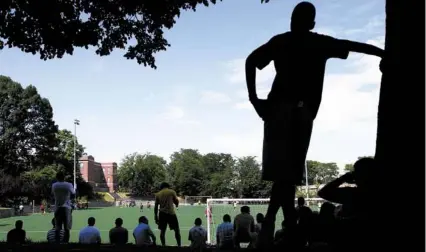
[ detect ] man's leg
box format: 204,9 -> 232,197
54,207 -> 64,243
160,230 -> 166,246
158,212 -> 167,246
257,182 -> 282,248
63,208 -> 72,243
280,183 -> 297,226
170,214 -> 181,247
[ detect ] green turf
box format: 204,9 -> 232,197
0,204 -> 295,245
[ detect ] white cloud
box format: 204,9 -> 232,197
225,59 -> 275,85
344,14 -> 385,36
200,91 -> 232,104
234,101 -> 252,110
161,106 -> 185,120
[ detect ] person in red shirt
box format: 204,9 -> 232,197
205,207 -> 212,224
40,204 -> 45,215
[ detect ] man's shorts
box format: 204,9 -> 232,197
158,211 -> 179,231
262,102 -> 313,185
55,207 -> 73,230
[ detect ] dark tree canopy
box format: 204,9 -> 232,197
0,0 -> 268,68
0,76 -> 58,176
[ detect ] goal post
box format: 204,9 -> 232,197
183,196 -> 212,206
206,197 -> 325,244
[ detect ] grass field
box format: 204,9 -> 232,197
0,204 -> 287,245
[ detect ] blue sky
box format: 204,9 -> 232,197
0,0 -> 385,170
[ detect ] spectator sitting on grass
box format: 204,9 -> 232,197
133,216 -> 156,246
109,218 -> 128,245
47,218 -> 65,243
216,214 -> 234,250
188,218 -> 207,251
7,220 -> 26,244
79,217 -> 101,244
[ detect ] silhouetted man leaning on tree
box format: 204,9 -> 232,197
244,1 -> 384,247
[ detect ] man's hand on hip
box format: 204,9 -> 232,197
250,98 -> 268,120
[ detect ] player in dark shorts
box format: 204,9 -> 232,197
154,182 -> 181,247
147,202 -> 151,210
244,1 -> 384,247
140,203 -> 144,212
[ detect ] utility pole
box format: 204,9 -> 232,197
73,119 -> 80,191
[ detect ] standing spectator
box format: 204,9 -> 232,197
216,214 -> 234,250
255,213 -> 265,233
79,217 -> 101,244
52,171 -> 75,243
109,218 -> 128,245
233,206 -> 256,248
188,218 -> 207,251
154,182 -> 181,247
7,220 -> 26,244
133,216 -> 156,246
47,218 -> 65,243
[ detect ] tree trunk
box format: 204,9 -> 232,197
375,0 -> 422,249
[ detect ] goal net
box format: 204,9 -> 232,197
206,198 -> 325,244
183,196 -> 212,206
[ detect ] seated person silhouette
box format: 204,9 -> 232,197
244,1 -> 384,247
7,220 -> 26,244
318,157 -> 376,248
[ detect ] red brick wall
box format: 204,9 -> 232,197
79,155 -> 117,192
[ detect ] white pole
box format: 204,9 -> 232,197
305,161 -> 309,201
73,119 -> 80,191
206,199 -> 211,244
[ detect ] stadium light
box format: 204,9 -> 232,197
73,119 -> 80,191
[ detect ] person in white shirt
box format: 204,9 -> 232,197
52,171 -> 75,243
188,218 -> 207,251
79,217 -> 101,244
19,204 -> 24,215
133,216 -> 156,246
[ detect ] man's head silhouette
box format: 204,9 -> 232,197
291,1 -> 316,32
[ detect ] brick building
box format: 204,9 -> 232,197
79,155 -> 117,193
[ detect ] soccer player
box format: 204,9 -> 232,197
205,207 -> 212,224
40,203 -> 45,215
52,171 -> 75,243
233,201 -> 237,211
154,182 -> 181,247
18,204 -> 24,216
147,201 -> 151,210
140,202 -> 144,212
244,2 -> 384,247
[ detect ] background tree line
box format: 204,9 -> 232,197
117,149 -> 349,198
0,75 -> 370,203
0,75 -> 93,204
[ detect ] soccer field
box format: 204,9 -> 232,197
0,204 -> 286,245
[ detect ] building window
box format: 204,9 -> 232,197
107,177 -> 110,183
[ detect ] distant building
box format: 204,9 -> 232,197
79,155 -> 117,193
